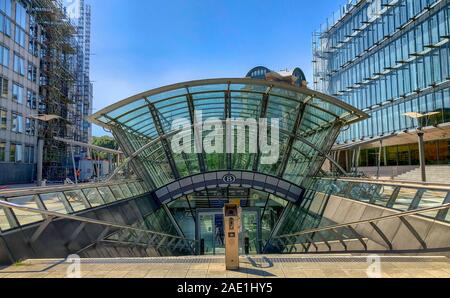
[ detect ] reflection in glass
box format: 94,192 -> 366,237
39,193 -> 71,214
64,190 -> 88,212
7,196 -> 43,225
82,188 -> 105,207
97,186 -> 116,203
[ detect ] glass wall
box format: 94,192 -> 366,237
0,180 -> 147,232
358,138 -> 450,167
314,0 -> 450,144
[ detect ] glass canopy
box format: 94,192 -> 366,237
90,78 -> 367,191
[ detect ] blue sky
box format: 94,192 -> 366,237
89,0 -> 342,137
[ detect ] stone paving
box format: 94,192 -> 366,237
0,255 -> 449,278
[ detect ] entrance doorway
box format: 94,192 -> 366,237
196,208 -> 261,255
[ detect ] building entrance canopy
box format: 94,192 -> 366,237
90,78 -> 367,192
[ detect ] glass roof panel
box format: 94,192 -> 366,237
92,79 -> 367,189
107,98 -> 147,119
148,89 -> 187,103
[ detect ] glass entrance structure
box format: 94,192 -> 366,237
89,78 -> 368,254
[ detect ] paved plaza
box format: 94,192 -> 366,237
1,255 -> 449,278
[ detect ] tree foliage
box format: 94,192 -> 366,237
92,136 -> 118,160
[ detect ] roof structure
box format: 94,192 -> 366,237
90,78 -> 368,190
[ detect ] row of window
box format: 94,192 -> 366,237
336,46 -> 450,111
0,0 -> 33,50
0,181 -> 147,230
337,86 -> 450,143
322,0 -> 440,58
0,45 -> 38,83
324,0 -> 450,71
0,108 -> 35,135
0,141 -> 34,163
328,4 -> 450,100
358,139 -> 450,167
0,76 -> 39,108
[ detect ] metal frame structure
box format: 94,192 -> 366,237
0,200 -> 196,255
273,203 -> 450,253
89,78 -> 368,193
152,171 -> 305,205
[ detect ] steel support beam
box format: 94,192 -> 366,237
29,216 -> 54,244
346,225 -> 368,251
186,92 -> 207,173
369,222 -> 393,250
110,125 -> 157,189
147,101 -> 181,180
225,89 -> 232,170
96,227 -> 111,243
253,89 -> 271,172
277,103 -> 307,177
400,217 -> 427,249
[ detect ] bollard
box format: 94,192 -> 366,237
244,237 -> 250,255
200,239 -> 205,255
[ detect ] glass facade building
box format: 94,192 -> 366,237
313,0 -> 450,168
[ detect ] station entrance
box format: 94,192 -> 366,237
196,208 -> 261,255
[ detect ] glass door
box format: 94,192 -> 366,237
199,213 -> 214,255
198,209 -> 260,255
241,210 -> 260,254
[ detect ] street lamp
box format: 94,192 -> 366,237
403,111 -> 441,182
27,114 -> 63,186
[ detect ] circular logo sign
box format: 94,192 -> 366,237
222,174 -> 236,184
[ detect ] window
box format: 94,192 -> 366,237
0,141 -> 5,162
14,27 -> 25,47
0,108 -> 6,129
27,62 -> 37,82
15,2 -> 26,27
12,83 -> 23,103
13,53 -> 24,75
10,143 -> 23,163
0,77 -> 8,97
26,89 -> 36,109
11,112 -> 23,133
0,0 -> 12,36
24,144 -> 34,164
25,117 -> 34,135
0,45 -> 9,67
0,0 -> 12,16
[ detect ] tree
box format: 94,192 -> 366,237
92,136 -> 118,160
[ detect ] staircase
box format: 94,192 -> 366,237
395,165 -> 450,184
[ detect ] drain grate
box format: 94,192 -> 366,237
251,257 -> 448,263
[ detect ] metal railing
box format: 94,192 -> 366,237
0,200 -> 197,255
272,204 -> 450,253
310,178 -> 450,223
0,180 -> 147,232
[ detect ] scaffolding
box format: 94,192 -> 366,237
31,0 -> 91,181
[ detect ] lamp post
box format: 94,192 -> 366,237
403,112 -> 440,183
28,114 -> 63,186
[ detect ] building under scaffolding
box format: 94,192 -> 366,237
0,0 -> 92,184
33,0 -> 92,181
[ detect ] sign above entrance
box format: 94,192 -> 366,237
153,171 -> 306,206
222,174 -> 237,184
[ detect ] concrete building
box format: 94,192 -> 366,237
313,0 -> 450,181
0,0 -> 92,185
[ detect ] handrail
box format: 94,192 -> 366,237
0,200 -> 196,243
275,203 -> 450,239
319,177 -> 450,192
0,179 -> 144,198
